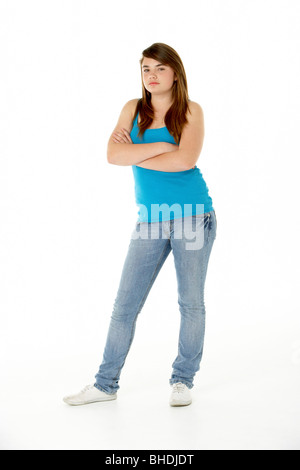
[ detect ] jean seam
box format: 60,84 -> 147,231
207,211 -> 217,243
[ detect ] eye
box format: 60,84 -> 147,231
143,68 -> 165,73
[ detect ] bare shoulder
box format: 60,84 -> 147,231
112,98 -> 140,134
187,100 -> 204,121
124,98 -> 140,117
128,98 -> 140,106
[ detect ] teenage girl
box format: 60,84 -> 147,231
63,43 -> 217,407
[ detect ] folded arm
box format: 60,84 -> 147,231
137,102 -> 205,172
108,137 -> 176,167
107,100 -> 204,172
136,149 -> 190,172
107,99 -> 175,166
109,128 -> 191,172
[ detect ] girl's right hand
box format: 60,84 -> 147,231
112,128 -> 133,144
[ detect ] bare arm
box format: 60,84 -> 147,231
136,149 -> 188,172
137,102 -> 205,172
108,140 -> 176,167
107,100 -> 175,166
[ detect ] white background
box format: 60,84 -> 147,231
1,0 -> 300,450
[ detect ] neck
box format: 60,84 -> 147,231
150,92 -> 173,114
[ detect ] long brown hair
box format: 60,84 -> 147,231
133,43 -> 191,145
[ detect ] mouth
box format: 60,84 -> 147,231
149,82 -> 159,86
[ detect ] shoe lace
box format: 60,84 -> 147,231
81,384 -> 95,393
173,382 -> 186,393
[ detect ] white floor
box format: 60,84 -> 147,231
1,317 -> 299,450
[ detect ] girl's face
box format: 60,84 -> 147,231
141,57 -> 177,97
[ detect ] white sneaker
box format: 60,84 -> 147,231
169,382 -> 192,407
63,384 -> 117,406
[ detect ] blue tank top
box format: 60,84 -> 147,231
130,112 -> 214,223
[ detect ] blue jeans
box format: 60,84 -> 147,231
95,210 -> 217,394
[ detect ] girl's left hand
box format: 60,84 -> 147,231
112,128 -> 133,144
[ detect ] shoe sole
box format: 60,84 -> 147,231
63,396 -> 117,406
170,400 -> 192,407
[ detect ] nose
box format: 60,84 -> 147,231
149,71 -> 157,80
